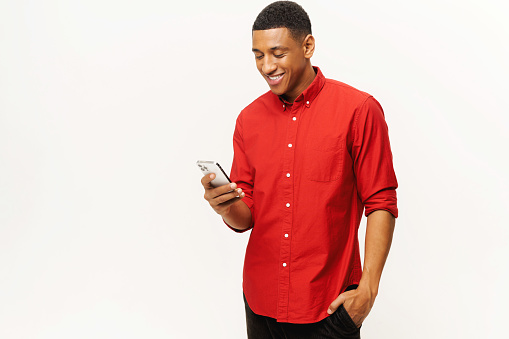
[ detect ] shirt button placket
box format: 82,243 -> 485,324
277,103 -> 299,321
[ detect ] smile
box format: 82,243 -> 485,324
268,74 -> 284,80
265,73 -> 285,86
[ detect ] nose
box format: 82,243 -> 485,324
262,57 -> 277,75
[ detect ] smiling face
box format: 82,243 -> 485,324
252,27 -> 316,103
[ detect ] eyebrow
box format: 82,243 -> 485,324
252,46 -> 290,52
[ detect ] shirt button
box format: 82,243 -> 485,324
283,104 -> 285,108
283,263 -> 287,267
286,203 -> 290,207
284,234 -> 289,238
293,117 -> 296,121
306,101 -> 310,105
288,143 -> 292,148
286,173 -> 290,177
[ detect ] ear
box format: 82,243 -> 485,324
302,34 -> 315,59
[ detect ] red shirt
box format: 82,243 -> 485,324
226,66 -> 398,324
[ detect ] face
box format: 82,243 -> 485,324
252,28 -> 314,102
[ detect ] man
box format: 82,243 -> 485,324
201,1 -> 398,338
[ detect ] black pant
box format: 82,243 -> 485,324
243,285 -> 361,339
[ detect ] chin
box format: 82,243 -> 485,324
268,86 -> 286,97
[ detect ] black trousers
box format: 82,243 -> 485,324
243,285 -> 361,339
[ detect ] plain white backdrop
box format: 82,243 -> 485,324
1,0 -> 508,338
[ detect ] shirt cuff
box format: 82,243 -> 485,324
223,219 -> 252,233
364,188 -> 398,218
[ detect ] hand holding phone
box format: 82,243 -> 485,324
198,160 -> 245,216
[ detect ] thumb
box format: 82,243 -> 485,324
327,293 -> 346,314
201,173 -> 216,189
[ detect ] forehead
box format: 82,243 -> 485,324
252,28 -> 298,50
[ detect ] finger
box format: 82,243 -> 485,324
210,188 -> 245,206
204,182 -> 239,203
214,195 -> 244,213
209,182 -> 238,199
210,190 -> 245,214
201,173 -> 216,188
327,293 -> 347,314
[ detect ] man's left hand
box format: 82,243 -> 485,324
327,285 -> 376,328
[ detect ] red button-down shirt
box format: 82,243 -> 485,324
226,66 -> 398,324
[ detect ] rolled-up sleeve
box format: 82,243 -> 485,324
223,111 -> 255,233
352,96 -> 398,218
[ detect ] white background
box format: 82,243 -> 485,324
1,0 -> 508,338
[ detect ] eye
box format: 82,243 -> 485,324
274,54 -> 285,58
255,54 -> 264,60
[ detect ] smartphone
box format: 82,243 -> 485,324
196,160 -> 232,187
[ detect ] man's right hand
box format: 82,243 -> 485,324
201,173 -> 245,216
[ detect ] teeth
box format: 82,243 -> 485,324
269,74 -> 283,80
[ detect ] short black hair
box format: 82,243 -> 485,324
252,1 -> 312,42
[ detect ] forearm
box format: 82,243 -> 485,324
221,199 -> 252,231
359,210 -> 396,296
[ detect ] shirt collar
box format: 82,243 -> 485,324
278,66 -> 326,108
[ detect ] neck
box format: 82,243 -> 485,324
283,63 -> 316,103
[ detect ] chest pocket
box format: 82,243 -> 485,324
304,136 -> 344,182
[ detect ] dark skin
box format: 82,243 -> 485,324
201,27 -> 395,327
327,210 -> 395,327
251,28 -> 316,103
201,174 -> 251,228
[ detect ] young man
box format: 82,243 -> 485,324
201,1 -> 398,338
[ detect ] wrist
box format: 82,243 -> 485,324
219,204 -> 232,217
359,269 -> 380,298
220,200 -> 252,232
